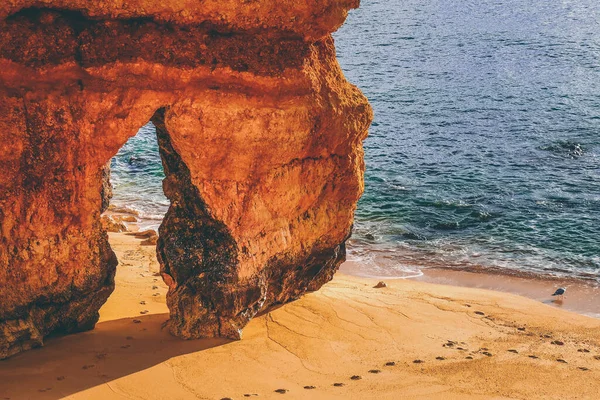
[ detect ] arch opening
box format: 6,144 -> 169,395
98,108 -> 245,340
97,116 -> 170,322
101,121 -> 168,236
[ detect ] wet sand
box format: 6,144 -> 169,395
342,260 -> 600,319
416,268 -> 600,318
1,233 -> 599,399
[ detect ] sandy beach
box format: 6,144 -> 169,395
1,232 -> 599,400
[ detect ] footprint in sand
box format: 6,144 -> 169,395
465,356 -> 473,360
368,369 -> 381,374
474,311 -> 485,316
140,310 -> 149,315
385,361 -> 396,366
140,301 -> 146,305
528,355 -> 539,359
517,327 -> 526,331
436,356 -> 446,360
56,376 -> 65,381
126,336 -> 134,340
132,319 -> 142,324
482,352 -> 493,357
595,356 -> 600,361
556,359 -> 567,363
121,344 -> 131,349
152,293 -> 160,297
220,398 -> 233,400
551,340 -> 565,346
152,285 -> 159,290
333,383 -> 345,387
274,389 -> 288,394
350,375 -> 362,380
508,349 -> 519,354
243,395 -> 259,397
578,367 -> 590,371
304,385 -> 316,389
82,364 -> 95,370
413,360 -> 424,364
578,349 -> 590,353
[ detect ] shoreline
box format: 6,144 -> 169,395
341,260 -> 600,319
105,206 -> 600,321
108,205 -> 600,310
1,232 -> 599,399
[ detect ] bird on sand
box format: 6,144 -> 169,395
551,287 -> 566,299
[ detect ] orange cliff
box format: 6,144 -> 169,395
0,1 -> 373,358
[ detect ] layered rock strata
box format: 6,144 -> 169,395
0,1 -> 372,358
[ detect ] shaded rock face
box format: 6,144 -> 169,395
0,1 -> 372,358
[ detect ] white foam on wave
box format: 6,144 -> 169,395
345,244 -> 425,279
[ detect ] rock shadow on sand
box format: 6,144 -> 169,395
0,314 -> 232,399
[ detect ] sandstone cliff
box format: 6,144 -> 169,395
0,1 -> 372,358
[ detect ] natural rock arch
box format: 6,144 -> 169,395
0,2 -> 372,359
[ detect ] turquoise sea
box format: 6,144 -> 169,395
110,0 -> 600,284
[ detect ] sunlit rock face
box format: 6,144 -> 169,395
0,1 -> 372,358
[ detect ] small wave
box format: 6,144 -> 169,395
108,205 -> 141,216
140,213 -> 168,221
399,231 -> 428,241
539,140 -> 585,158
425,199 -> 474,209
471,210 -> 494,221
387,183 -> 409,191
108,203 -> 167,222
345,247 -> 424,279
432,220 -> 462,230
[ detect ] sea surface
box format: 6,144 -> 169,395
109,0 -> 600,284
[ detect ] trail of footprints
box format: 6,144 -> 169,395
22,308 -> 598,398
215,320 -> 597,399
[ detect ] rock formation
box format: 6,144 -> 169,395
0,1 -> 372,359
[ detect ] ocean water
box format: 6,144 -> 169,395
109,123 -> 169,229
109,0 -> 600,283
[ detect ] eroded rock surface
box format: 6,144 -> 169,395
0,1 -> 372,358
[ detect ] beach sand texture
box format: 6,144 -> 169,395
1,232 -> 599,400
